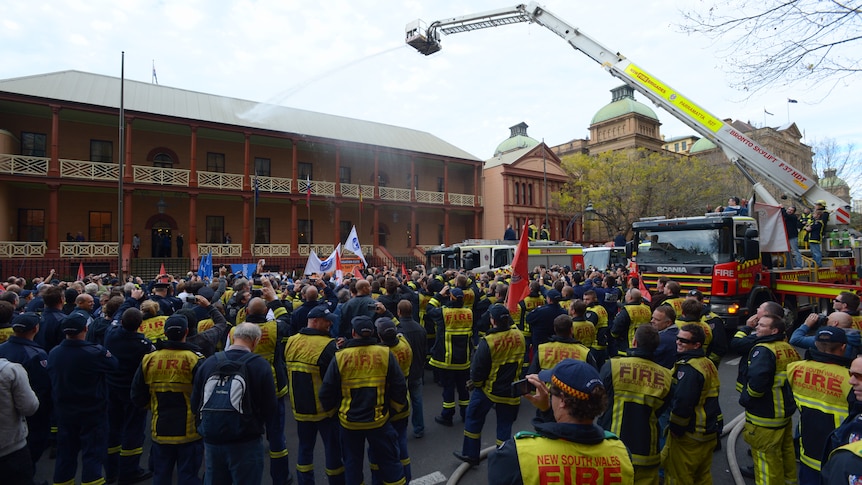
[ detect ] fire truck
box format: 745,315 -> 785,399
424,239 -> 584,273
405,3 -> 858,329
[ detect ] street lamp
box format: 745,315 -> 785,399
563,202 -> 594,242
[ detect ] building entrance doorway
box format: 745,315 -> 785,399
152,225 -> 172,258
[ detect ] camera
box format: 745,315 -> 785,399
815,314 -> 829,327
511,378 -> 535,396
253,277 -> 262,286
185,296 -> 198,303
251,289 -> 263,298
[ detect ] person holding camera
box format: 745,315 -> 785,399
454,304 -> 525,467
489,359 -> 634,485
790,310 -> 860,358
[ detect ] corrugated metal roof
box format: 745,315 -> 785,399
483,145 -> 531,169
0,70 -> 479,161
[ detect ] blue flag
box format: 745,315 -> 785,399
198,250 -> 213,279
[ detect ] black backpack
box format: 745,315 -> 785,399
197,351 -> 258,442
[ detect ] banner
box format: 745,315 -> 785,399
753,202 -> 790,253
304,250 -> 322,276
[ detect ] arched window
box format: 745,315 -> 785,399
514,182 -> 520,204
153,153 -> 173,168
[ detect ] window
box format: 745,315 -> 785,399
298,162 -> 313,180
674,142 -> 679,152
682,141 -> 688,150
528,184 -> 533,205
254,157 -> 271,177
414,175 -> 419,190
438,224 -> 444,244
340,221 -> 353,241
206,216 -> 224,244
254,218 -> 270,244
298,219 -> 313,244
437,177 -> 444,193
153,152 -> 174,168
21,132 -> 47,157
17,209 -> 44,242
90,140 -> 113,163
340,167 -> 351,184
515,183 -> 520,204
206,152 -> 225,173
88,211 -> 112,241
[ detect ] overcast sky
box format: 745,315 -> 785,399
4,0 -> 860,199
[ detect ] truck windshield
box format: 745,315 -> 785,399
637,228 -> 733,265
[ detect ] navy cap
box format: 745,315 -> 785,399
308,305 -> 336,322
816,326 -> 847,344
450,288 -> 464,299
11,312 -> 40,332
546,289 -> 562,302
197,286 -> 215,301
375,317 -> 398,341
19,289 -> 32,299
62,310 -> 90,335
164,314 -> 189,333
352,315 -> 376,337
538,359 -> 604,400
488,304 -> 510,322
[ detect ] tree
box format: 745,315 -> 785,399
558,149 -> 737,241
679,1 -> 862,93
811,137 -> 861,194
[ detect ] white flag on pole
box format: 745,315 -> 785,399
304,250 -> 322,275
320,243 -> 341,274
345,226 -> 368,267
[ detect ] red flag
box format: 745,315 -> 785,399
76,262 -> 85,281
638,275 -> 652,303
352,265 -> 363,279
401,262 -> 408,277
159,263 -> 166,277
506,221 -> 531,314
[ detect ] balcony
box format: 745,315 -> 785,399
253,175 -> 292,193
61,159 -> 119,181
416,190 -> 444,204
198,171 -> 243,190
297,244 -> 373,257
252,244 -> 292,257
60,242 -> 119,258
197,244 -> 242,257
0,155 -> 49,176
0,241 -> 47,258
133,165 -> 190,186
379,187 -> 411,202
0,154 -> 482,208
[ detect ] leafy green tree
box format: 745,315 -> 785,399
558,148 -> 737,240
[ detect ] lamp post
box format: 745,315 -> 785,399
563,202 -> 594,242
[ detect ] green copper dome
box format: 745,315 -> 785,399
590,85 -> 658,124
689,137 -> 717,153
494,122 -> 539,156
820,168 -> 849,189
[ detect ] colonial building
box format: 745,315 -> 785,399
482,123 -> 570,240
0,70 -> 484,277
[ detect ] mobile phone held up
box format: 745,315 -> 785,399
511,378 -> 535,396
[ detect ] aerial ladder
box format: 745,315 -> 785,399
405,3 -> 852,225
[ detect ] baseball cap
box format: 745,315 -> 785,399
450,288 -> 464,299
488,304 -> 510,322
352,315 -> 376,338
164,314 -> 189,334
816,326 -> 847,344
11,312 -> 40,332
19,289 -> 32,299
546,289 -> 562,302
538,359 -> 604,400
63,310 -> 90,335
687,289 -> 704,299
308,305 -> 336,322
197,286 -> 215,301
815,200 -> 827,207
375,317 -> 398,341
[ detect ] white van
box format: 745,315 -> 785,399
582,247 -> 627,272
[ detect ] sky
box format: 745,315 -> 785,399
3,0 -> 860,199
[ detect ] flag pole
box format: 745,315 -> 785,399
117,51 -> 125,282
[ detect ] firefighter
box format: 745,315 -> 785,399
598,324 -> 671,483
318,316 -> 407,485
787,326 -> 851,483
454,304 -> 525,466
283,305 -> 344,485
610,288 -> 651,356
738,313 -> 800,485
427,286 -> 473,426
662,324 -> 723,485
